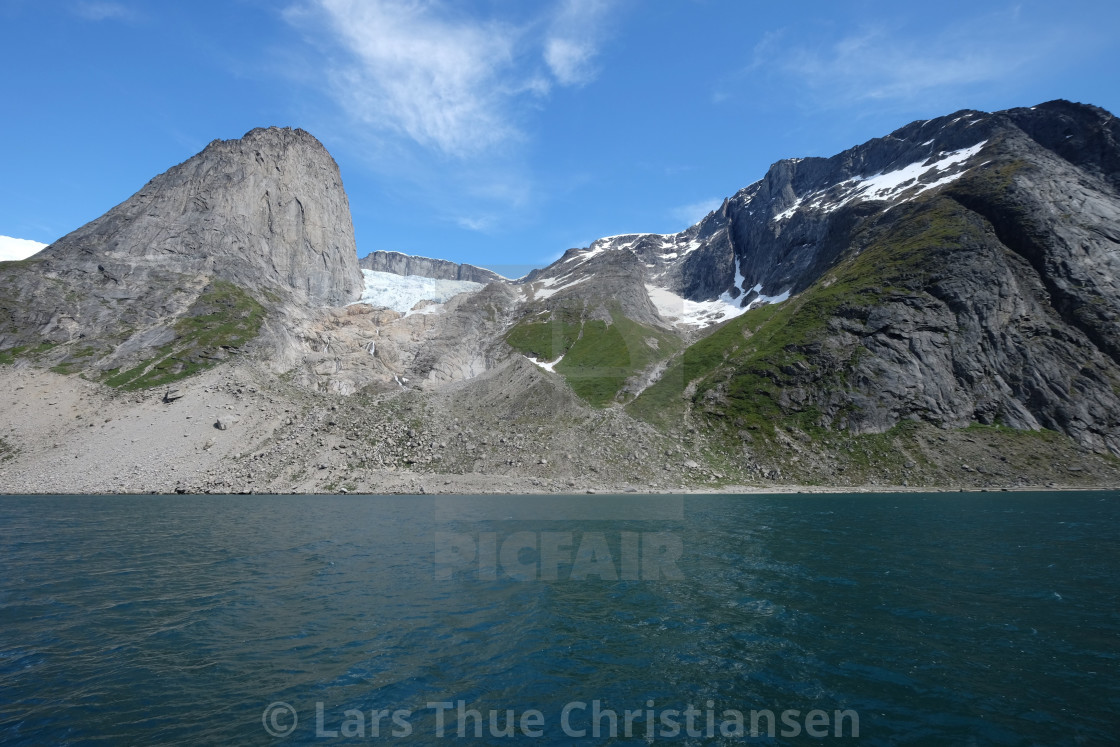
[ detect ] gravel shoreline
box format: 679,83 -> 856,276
2,364 -> 1116,495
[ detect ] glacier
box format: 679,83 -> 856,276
352,269 -> 484,314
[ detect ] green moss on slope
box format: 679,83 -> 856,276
506,304 -> 680,407
0,342 -> 58,366
504,306 -> 582,361
556,311 -> 678,406
103,280 -> 265,390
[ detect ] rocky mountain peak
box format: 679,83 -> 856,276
0,125 -> 364,387
38,125 -> 362,307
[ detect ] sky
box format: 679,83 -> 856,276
1,0 -> 1118,275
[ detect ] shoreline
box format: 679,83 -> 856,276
2,485 -> 1116,497
3,364 -> 1118,497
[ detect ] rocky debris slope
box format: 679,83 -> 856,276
292,282 -> 524,395
2,360 -> 1117,495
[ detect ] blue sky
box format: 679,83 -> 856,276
1,0 -> 1118,274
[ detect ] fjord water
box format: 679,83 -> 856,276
1,493 -> 1116,745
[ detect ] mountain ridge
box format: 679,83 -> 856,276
358,250 -> 506,284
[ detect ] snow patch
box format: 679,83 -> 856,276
717,259 -> 748,308
564,231 -> 704,268
526,354 -> 564,372
772,141 -> 987,223
352,269 -> 483,314
756,288 -> 790,304
647,284 -> 744,328
533,274 -> 588,300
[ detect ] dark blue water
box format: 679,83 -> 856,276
1,493 -> 1117,745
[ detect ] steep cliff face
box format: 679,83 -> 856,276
0,127 -> 363,387
37,127 -> 362,306
553,102 -> 1118,311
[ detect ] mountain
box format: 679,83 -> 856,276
0,127 -> 362,388
507,100 -> 1120,460
1,100 -> 1119,493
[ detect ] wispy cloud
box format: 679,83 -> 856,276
739,8 -> 1072,112
544,0 -> 612,86
72,1 -> 136,22
455,215 -> 495,232
287,0 -> 617,158
786,28 -> 1037,103
670,198 -> 721,229
292,0 -> 522,157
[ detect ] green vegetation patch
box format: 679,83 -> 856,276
555,310 -> 678,407
103,280 -> 265,390
0,341 -> 58,366
504,306 -> 582,361
627,302 -> 781,425
506,304 -> 679,407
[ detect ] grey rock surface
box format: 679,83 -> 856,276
215,414 -> 239,431
43,126 -> 362,307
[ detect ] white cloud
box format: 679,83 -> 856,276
0,236 -> 47,262
287,0 -> 616,157
670,198 -> 721,228
544,38 -> 593,87
543,0 -> 611,86
301,0 -> 522,156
